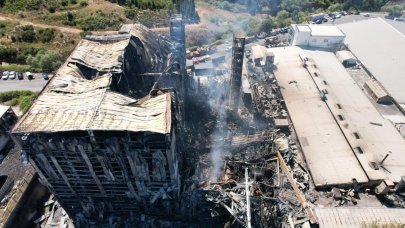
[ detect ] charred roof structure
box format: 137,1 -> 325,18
12,24 -> 187,225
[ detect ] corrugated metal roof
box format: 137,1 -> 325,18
364,79 -> 388,99
70,37 -> 129,74
13,25 -> 172,135
13,67 -> 171,134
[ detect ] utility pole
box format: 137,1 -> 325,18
245,168 -> 252,228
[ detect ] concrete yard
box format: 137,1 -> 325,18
271,46 -> 368,187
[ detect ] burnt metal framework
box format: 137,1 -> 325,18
12,26 -> 188,224
229,34 -> 246,110
170,15 -> 188,125
170,14 -> 186,73
16,130 -> 180,222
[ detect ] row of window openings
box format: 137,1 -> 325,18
312,39 -> 329,43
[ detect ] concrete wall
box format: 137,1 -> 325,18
308,36 -> 344,49
291,30 -> 311,46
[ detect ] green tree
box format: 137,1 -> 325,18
259,18 -> 276,33
328,3 -> 343,12
26,50 -> 62,72
277,10 -> 289,20
242,17 -> 261,36
387,6 -> 403,18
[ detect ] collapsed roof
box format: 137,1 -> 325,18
13,24 -> 177,135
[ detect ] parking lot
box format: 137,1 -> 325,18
0,73 -> 51,92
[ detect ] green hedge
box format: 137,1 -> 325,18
0,91 -> 38,113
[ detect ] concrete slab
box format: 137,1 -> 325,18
315,207 -> 405,228
305,49 -> 405,183
271,46 -> 368,187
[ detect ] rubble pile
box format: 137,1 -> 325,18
248,64 -> 287,121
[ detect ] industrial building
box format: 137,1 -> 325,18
12,24 -> 187,225
288,24 -> 345,49
270,46 -> 405,187
339,18 -> 405,112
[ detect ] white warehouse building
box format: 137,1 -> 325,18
288,24 -> 345,49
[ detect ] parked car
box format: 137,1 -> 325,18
9,71 -> 16,80
42,73 -> 49,80
26,72 -> 33,80
2,71 -> 9,80
363,13 -> 370,17
17,71 -> 23,80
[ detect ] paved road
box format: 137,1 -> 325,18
0,76 -> 50,92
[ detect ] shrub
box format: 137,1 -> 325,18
12,25 -> 36,42
48,5 -> 56,13
79,0 -> 88,6
77,11 -> 122,31
69,0 -> 77,4
61,0 -> 68,6
18,11 -> 25,18
125,8 -> 135,19
37,28 -> 55,43
0,91 -> 38,113
0,91 -> 36,103
25,0 -> 42,11
79,30 -> 92,37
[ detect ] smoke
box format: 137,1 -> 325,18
208,73 -> 230,182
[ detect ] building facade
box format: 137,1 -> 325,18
288,24 -> 345,49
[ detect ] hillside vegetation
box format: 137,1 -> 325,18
0,0 -> 173,31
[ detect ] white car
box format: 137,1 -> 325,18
2,71 -> 9,80
9,71 -> 16,79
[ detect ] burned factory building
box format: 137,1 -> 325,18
8,9 -> 405,227
12,24 -> 187,225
